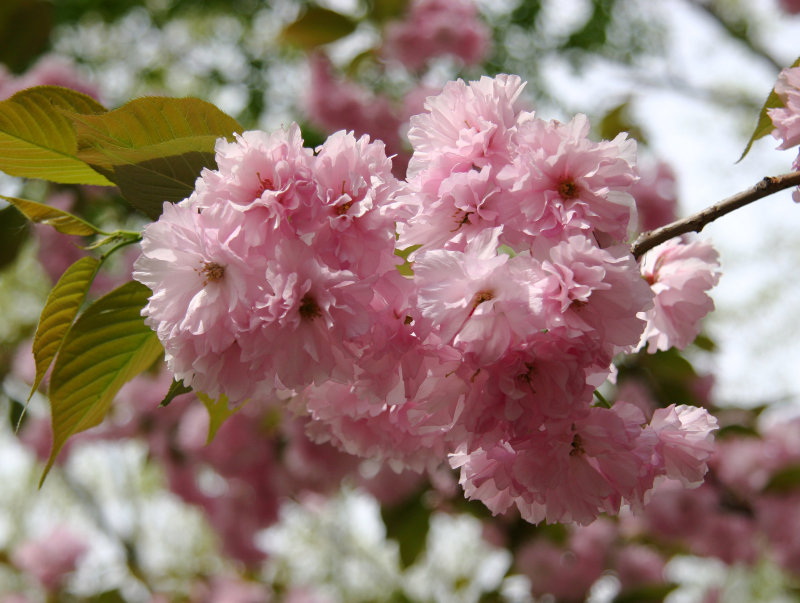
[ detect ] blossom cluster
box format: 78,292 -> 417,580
769,64 -> 800,202
134,74 -> 721,524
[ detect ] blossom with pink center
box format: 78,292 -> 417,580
133,200 -> 275,402
769,66 -> 800,149
498,113 -> 638,242
307,130 -> 401,275
12,527 -> 87,592
406,75 -> 532,185
638,237 -> 721,352
453,403 -> 661,525
243,239 -> 375,389
381,0 -> 490,71
539,236 -> 653,355
449,340 -> 600,450
195,125 -> 315,224
650,404 -> 719,487
301,380 -> 454,473
397,164 -> 524,252
412,228 -> 547,364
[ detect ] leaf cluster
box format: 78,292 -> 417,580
0,85 -> 244,479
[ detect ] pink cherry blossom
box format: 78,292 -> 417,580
632,160 -> 679,232
539,236 -> 654,355
0,54 -> 100,100
650,404 -> 719,487
498,113 -> 638,242
381,0 -> 490,71
195,125 -> 315,225
301,379 -> 453,473
306,130 -> 401,276
517,521 -> 614,601
412,228 -> 548,365
12,527 -> 87,592
638,238 -> 721,352
453,404 -> 661,525
305,53 -> 409,176
242,239 -> 375,389
406,75 -> 532,185
769,66 -> 800,149
133,200 -> 275,403
779,0 -> 800,13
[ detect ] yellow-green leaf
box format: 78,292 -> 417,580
42,280 -> 163,482
196,392 -> 238,444
30,256 -> 101,399
71,96 -> 242,218
0,86 -> 112,185
739,56 -> 800,162
1,195 -> 104,236
280,7 -> 358,49
159,378 -> 192,407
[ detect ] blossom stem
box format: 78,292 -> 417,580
631,171 -> 800,258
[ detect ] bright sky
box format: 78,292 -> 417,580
544,0 -> 800,412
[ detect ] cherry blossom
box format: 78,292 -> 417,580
638,238 -> 721,352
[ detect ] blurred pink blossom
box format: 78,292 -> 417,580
381,0 -> 490,71
11,527 -> 87,592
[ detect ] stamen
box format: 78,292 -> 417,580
198,262 -> 225,286
558,178 -> 579,200
299,294 -> 322,320
473,289 -> 494,308
570,433 -> 585,457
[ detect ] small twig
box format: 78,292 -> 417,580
631,171 -> 800,258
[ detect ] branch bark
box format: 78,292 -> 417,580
631,171 -> 800,258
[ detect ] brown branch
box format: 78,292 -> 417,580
631,171 -> 800,258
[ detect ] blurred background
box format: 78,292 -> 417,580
1,0 -> 800,601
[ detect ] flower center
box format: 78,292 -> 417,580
199,262 -> 225,286
299,293 -> 322,321
570,433 -> 585,457
558,178 -> 579,200
335,200 -> 353,216
473,289 -> 494,308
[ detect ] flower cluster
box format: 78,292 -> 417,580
134,74 -> 720,524
769,65 -> 800,202
381,0 -> 490,71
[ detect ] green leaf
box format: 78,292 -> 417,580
739,56 -> 800,162
0,204 -> 29,270
159,378 -> 192,407
613,582 -> 679,603
395,244 -> 421,277
381,492 -> 431,567
43,280 -> 163,482
71,96 -> 242,218
280,7 -> 358,49
598,100 -> 647,145
196,392 -> 238,444
564,0 -> 616,51
366,0 -> 408,23
1,195 -> 104,236
0,86 -> 112,185
30,256 -> 101,399
763,464 -> 800,494
0,0 -> 53,73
